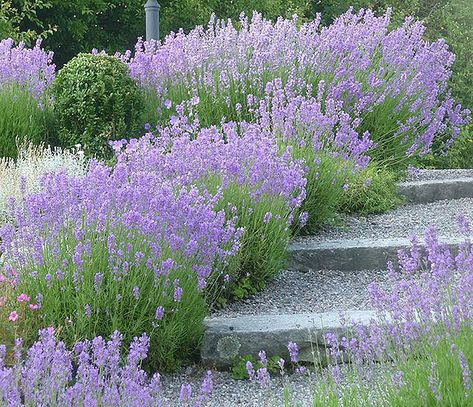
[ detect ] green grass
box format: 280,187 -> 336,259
339,163 -> 404,216
0,84 -> 55,158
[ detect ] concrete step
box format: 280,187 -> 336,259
201,310 -> 377,369
288,236 -> 465,272
398,177 -> 473,204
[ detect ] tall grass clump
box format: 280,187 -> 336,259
0,85 -> 55,158
0,39 -> 56,158
338,164 -> 403,216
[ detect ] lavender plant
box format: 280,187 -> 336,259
0,328 -> 214,406
311,221 -> 473,405
241,221 -> 473,405
0,38 -> 55,101
124,9 -> 469,171
111,119 -> 307,301
0,159 -> 241,370
0,39 -> 56,158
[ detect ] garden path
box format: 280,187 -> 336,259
161,169 -> 473,406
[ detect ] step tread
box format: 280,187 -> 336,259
399,177 -> 473,187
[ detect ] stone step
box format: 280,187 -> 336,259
398,177 -> 473,204
201,310 -> 377,369
288,236 -> 465,272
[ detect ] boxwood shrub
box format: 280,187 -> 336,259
52,53 -> 143,158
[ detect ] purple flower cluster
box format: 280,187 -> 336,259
1,160 -> 239,285
0,156 -> 242,367
0,39 -> 55,100
0,329 -> 213,406
111,120 -> 307,210
123,9 -> 469,157
326,223 -> 473,366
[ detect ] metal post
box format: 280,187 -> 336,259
145,0 -> 160,41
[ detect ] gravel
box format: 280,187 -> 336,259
158,362 -> 392,406
177,169 -> 473,405
159,368 -> 319,406
212,269 -> 387,318
405,168 -> 473,182
298,197 -> 473,244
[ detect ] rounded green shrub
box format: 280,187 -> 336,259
52,53 -> 143,158
0,84 -> 55,159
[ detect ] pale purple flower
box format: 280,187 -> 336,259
288,341 -> 299,363
459,350 -> 471,396
174,286 -> 183,302
246,361 -> 255,380
84,304 -> 92,319
179,383 -> 192,402
133,286 -> 140,300
155,306 -> 165,320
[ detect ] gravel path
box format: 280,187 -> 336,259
181,169 -> 472,405
159,368 -> 318,406
299,197 -> 473,243
212,269 -> 387,318
405,168 -> 473,182
158,362 -> 391,406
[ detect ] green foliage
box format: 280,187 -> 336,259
420,124 -> 473,169
231,354 -> 283,380
203,179 -> 291,307
309,327 -> 473,406
339,164 -> 403,216
0,84 -> 55,158
52,53 -> 143,158
13,221 -> 207,372
432,0 -> 473,110
387,326 -> 473,406
293,152 -> 350,235
0,0 -> 55,43
444,125 -> 473,169
160,0 -> 313,35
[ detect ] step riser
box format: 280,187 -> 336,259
201,311 -> 377,369
288,238 -> 463,272
399,178 -> 473,204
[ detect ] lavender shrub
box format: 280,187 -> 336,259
112,116 -> 307,300
0,328 -> 214,406
239,220 -> 473,405
124,9 -> 469,169
0,39 -> 56,158
0,39 -> 55,101
308,222 -> 473,405
0,158 -> 241,370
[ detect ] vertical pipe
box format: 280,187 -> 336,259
145,0 -> 160,41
